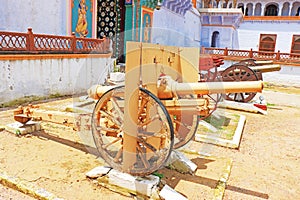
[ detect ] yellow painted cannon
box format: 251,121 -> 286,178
88,42 -> 263,176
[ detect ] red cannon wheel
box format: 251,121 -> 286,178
221,64 -> 259,103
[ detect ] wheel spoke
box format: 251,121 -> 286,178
110,97 -> 124,121
136,145 -> 150,168
113,147 -> 123,163
99,110 -> 122,127
137,137 -> 157,153
102,138 -> 122,150
95,125 -> 120,133
240,72 -> 249,81
174,119 -> 191,130
139,114 -> 160,127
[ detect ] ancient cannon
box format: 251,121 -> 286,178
199,56 -> 280,102
87,42 -> 263,176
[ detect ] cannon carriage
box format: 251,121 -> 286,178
87,42 -> 264,176
199,55 -> 281,103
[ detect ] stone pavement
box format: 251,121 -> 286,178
262,65 -> 300,88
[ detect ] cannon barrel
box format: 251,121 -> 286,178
157,76 -> 263,98
166,80 -> 263,96
249,64 -> 281,73
88,76 -> 263,100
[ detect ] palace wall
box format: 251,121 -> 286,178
238,21 -> 300,52
0,55 -> 113,104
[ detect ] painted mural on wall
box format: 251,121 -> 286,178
142,7 -> 153,43
72,0 -> 93,38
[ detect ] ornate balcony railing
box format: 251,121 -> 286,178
202,47 -> 300,65
0,28 -> 111,54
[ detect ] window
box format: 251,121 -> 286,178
259,34 -> 277,52
265,4 -> 278,16
291,35 -> 300,54
211,31 -> 220,47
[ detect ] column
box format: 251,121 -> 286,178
261,4 -> 265,16
278,3 -> 283,16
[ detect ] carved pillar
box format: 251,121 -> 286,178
261,4 -> 265,16
278,3 -> 283,16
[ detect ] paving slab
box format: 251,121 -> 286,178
0,170 -> 63,200
195,110 -> 246,149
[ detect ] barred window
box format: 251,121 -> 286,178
291,35 -> 300,54
259,34 -> 277,52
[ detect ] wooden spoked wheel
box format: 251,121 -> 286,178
172,110 -> 199,149
91,86 -> 174,176
221,64 -> 259,103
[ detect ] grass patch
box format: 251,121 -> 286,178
0,93 -> 69,110
198,113 -> 240,140
267,102 -> 276,107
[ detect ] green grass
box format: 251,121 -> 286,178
198,114 -> 240,140
0,93 -> 65,109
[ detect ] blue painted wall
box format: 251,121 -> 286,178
201,27 -> 238,49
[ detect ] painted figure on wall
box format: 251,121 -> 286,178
143,14 -> 151,42
76,0 -> 88,37
142,8 -> 153,43
72,0 -> 93,38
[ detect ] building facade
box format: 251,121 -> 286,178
0,0 -> 300,55
195,0 -> 300,53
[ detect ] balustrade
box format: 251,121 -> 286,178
202,47 -> 300,65
0,28 -> 111,54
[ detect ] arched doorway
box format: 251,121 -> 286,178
296,7 -> 300,16
211,31 -> 219,47
265,4 -> 278,16
254,3 -> 262,16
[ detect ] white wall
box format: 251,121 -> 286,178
238,21 -> 300,52
0,0 -> 67,35
152,7 -> 201,47
0,56 -> 113,104
201,26 -> 237,48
